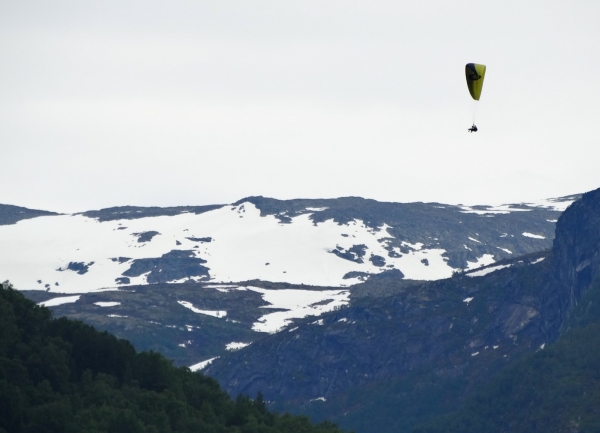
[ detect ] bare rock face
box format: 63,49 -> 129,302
553,188 -> 600,324
500,304 -> 540,338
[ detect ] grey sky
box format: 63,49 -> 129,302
1,1 -> 599,212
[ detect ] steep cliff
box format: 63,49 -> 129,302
414,191 -> 600,432
552,188 -> 600,322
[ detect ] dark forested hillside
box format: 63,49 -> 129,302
0,281 -> 346,433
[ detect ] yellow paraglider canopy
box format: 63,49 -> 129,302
465,63 -> 486,101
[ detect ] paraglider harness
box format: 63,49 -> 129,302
468,124 -> 478,133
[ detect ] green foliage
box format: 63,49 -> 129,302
414,278 -> 600,433
0,283 -> 346,433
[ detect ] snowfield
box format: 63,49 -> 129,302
0,196 -> 571,294
0,202 -> 458,292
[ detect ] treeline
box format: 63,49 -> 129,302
0,282 -> 346,433
413,279 -> 600,433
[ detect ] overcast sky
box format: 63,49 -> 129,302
1,1 -> 599,213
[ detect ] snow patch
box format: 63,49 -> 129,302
246,286 -> 349,333
178,301 -> 227,318
463,297 -> 474,305
522,232 -> 545,239
189,357 -> 219,371
466,254 -> 495,270
94,301 -> 121,307
467,264 -> 511,277
225,342 -> 251,351
38,295 -> 81,307
459,205 -> 531,215
523,197 -> 575,212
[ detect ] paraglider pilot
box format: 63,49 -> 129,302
465,63 -> 486,134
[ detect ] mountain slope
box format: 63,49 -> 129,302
0,281 -> 346,433
20,280 -> 349,367
205,189 -> 600,433
415,278 -> 600,433
205,253 -> 559,432
2,194 -> 575,372
413,187 -> 600,432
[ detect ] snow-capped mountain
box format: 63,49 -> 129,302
0,195 -> 577,294
0,192 -> 592,433
1,194 -> 578,369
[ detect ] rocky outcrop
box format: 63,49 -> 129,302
0,203 -> 59,225
123,250 -> 210,283
79,204 -> 223,221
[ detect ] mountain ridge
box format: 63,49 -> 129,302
0,194 -> 573,293
0,203 -> 61,225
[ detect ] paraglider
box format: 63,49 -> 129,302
465,63 -> 486,132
